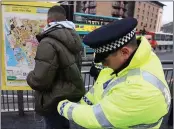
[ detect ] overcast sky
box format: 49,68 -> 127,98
161,2 -> 173,25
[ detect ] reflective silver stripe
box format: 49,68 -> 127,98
127,68 -> 141,76
67,103 -> 78,120
102,76 -> 126,97
93,104 -> 114,128
102,69 -> 140,97
99,69 -> 170,128
130,117 -> 163,129
102,69 -> 171,110
142,71 -> 171,110
89,87 -> 94,94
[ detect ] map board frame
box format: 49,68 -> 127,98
1,2 -> 59,90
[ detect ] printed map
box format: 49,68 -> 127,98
4,17 -> 46,81
5,17 -> 46,67
2,5 -> 49,87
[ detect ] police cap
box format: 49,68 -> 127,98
83,17 -> 138,63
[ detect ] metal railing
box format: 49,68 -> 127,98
1,71 -> 95,114
82,60 -> 173,66
1,61 -> 173,115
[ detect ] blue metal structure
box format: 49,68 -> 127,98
74,13 -> 121,54
74,12 -> 122,20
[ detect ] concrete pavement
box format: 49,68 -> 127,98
2,112 -> 84,129
1,111 -> 173,129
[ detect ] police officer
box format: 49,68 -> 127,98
57,18 -> 171,129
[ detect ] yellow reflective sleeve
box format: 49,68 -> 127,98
57,100 -> 72,119
79,99 -> 88,105
57,100 -> 102,128
70,104 -> 102,129
64,95 -> 117,129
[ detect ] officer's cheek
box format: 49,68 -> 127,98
108,55 -> 122,69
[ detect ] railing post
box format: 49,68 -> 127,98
17,90 -> 24,116
84,46 -> 86,58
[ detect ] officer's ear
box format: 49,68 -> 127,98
120,47 -> 130,59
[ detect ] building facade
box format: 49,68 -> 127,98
131,1 -> 165,32
80,1 -> 97,14
79,1 -> 128,18
75,1 -> 164,32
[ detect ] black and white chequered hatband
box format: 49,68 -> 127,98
94,28 -> 136,54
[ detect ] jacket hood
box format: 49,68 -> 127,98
43,21 -> 75,31
117,36 -> 152,76
36,21 -> 82,54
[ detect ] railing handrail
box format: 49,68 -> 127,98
82,62 -> 92,66
1,68 -> 173,116
81,71 -> 90,73
163,68 -> 173,70
161,60 -> 173,65
82,60 -> 173,66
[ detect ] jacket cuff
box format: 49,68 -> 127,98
58,100 -> 71,118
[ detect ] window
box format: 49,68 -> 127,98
165,35 -> 173,41
151,19 -> 152,22
156,15 -> 157,18
142,16 -> 144,20
137,15 -> 139,19
141,22 -> 143,26
155,20 -> 156,24
148,12 -> 149,15
143,10 -> 144,14
154,25 -> 155,29
169,35 -> 173,41
161,34 -> 165,41
148,6 -> 150,9
138,8 -> 140,12
166,35 -> 170,41
152,13 -> 153,17
155,34 -> 161,40
157,9 -> 158,12
144,4 -> 145,7
150,25 -> 151,28
153,7 -> 154,11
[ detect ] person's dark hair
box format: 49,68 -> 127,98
48,5 -> 66,21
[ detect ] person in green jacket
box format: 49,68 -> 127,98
57,18 -> 171,129
27,6 -> 85,129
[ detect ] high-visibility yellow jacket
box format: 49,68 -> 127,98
58,36 -> 171,129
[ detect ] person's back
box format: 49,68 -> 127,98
27,5 -> 85,129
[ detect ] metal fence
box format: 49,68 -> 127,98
1,61 -> 173,116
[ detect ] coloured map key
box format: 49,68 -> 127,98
7,76 -> 17,80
